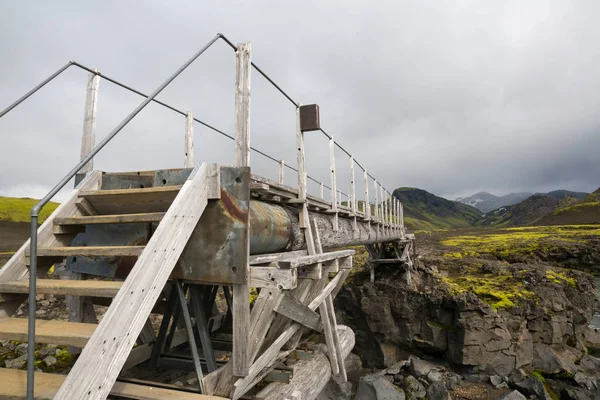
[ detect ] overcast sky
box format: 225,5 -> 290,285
1,1 -> 599,202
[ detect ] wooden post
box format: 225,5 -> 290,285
184,111 -> 194,168
80,68 -> 100,175
364,170 -> 370,225
234,42 -> 252,167
373,179 -> 379,235
329,137 -> 338,231
296,107 -> 309,229
233,41 -> 252,377
279,160 -> 285,184
68,68 -> 100,353
320,182 -> 324,199
349,155 -> 357,230
380,184 -> 386,234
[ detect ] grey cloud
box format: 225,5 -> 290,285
1,0 -> 599,203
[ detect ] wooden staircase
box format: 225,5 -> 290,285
0,164 -> 225,399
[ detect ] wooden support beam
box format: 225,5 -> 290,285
373,179 -> 379,228
274,293 -> 321,331
318,299 -> 339,375
185,111 -> 195,168
256,326 -> 355,400
232,41 -> 252,379
80,68 -> 100,175
250,266 -> 296,289
53,163 -> 212,400
231,270 -> 349,399
75,197 -> 98,216
319,182 -> 324,199
275,250 -> 355,269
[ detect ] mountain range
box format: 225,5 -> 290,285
456,190 -> 588,213
394,187 -> 598,230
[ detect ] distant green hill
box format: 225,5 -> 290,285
0,197 -> 59,223
392,187 -> 482,230
535,188 -> 600,226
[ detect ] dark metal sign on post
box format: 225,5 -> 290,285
299,104 -> 320,132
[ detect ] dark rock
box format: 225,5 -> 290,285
355,373 -> 406,400
425,382 -> 451,400
43,356 -> 57,367
402,375 -> 426,399
573,372 -> 597,390
497,390 -> 527,400
490,375 -> 503,386
578,354 -> 600,373
317,374 -> 353,400
5,354 -> 27,369
408,356 -> 441,378
532,344 -> 579,375
385,360 -> 408,375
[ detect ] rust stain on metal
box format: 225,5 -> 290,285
220,189 -> 248,222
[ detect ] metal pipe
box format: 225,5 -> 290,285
25,33 -> 222,400
0,62 -> 73,119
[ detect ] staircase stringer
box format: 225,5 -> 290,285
53,162 -> 217,400
0,171 -> 102,317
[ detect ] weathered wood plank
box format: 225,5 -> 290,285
276,250 -> 355,269
0,318 -> 97,348
55,212 -> 165,226
26,246 -> 144,258
250,266 -> 297,289
231,271 -> 348,399
318,300 -> 339,375
53,163 -> 212,400
0,368 -> 227,400
0,279 -> 122,297
257,326 -> 355,400
274,293 -> 321,331
232,41 -> 252,379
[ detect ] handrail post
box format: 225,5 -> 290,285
233,41 -> 252,378
279,160 -> 285,184
364,170 -> 370,227
79,68 -> 100,177
185,111 -> 195,168
329,137 -> 338,231
349,155 -> 357,231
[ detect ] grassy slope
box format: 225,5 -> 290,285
536,189 -> 600,225
393,187 -> 482,230
0,196 -> 59,223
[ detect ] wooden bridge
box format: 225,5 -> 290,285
0,35 -> 414,400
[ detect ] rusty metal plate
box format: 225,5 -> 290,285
299,104 -> 320,132
177,166 -> 250,285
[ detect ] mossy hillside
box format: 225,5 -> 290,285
0,197 -> 59,223
440,225 -> 600,263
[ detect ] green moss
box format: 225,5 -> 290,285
442,268 -> 536,311
545,269 -> 576,287
249,288 -> 258,305
532,370 -> 545,382
441,225 -> 600,261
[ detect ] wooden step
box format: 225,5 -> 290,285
54,212 -> 165,226
0,368 -> 226,400
0,318 -> 97,347
78,186 -> 182,214
25,246 -> 145,262
0,279 -> 122,297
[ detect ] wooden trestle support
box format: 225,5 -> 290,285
0,40 -> 414,400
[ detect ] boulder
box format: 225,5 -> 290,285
355,373 -> 406,400
426,370 -> 442,383
425,382 -> 451,400
408,356 -> 441,379
402,375 -> 426,399
578,354 -> 600,373
43,355 -> 57,367
532,344 -> 579,375
497,391 -> 527,400
573,372 -> 597,390
5,354 -> 27,369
